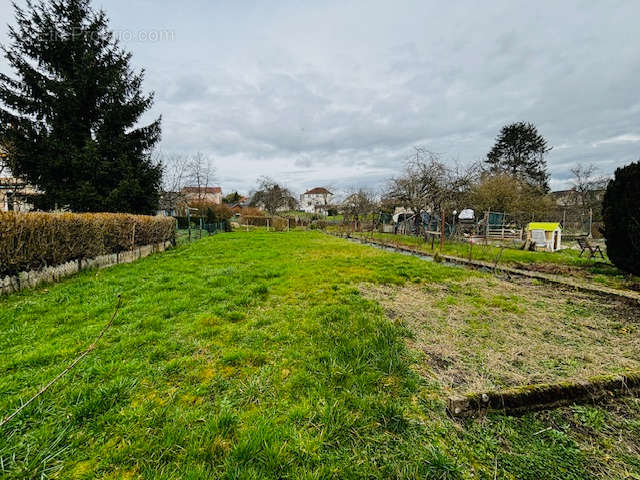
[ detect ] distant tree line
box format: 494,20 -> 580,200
333,121 -> 615,238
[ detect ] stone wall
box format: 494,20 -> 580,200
1,241 -> 172,296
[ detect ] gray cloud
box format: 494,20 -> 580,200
2,0 -> 640,195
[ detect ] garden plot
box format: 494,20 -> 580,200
361,276 -> 640,395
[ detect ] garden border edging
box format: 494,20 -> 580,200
448,371 -> 640,417
1,240 -> 173,296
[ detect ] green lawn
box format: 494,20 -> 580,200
351,232 -> 640,291
1,231 -> 639,479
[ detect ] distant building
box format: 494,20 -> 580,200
0,176 -> 38,212
552,188 -> 604,208
181,186 -> 222,205
300,187 -> 333,215
157,187 -> 224,216
157,191 -> 182,217
228,197 -> 250,214
0,145 -> 39,212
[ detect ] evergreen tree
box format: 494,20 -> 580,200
0,0 -> 162,214
223,191 -> 242,204
602,161 -> 640,275
486,122 -> 551,192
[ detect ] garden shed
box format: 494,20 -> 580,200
527,222 -> 562,252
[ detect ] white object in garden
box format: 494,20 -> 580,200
458,209 -> 475,221
528,222 -> 562,252
531,229 -> 547,247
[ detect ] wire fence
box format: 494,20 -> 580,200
326,205 -> 600,243
175,219 -> 229,245
324,207 -> 601,254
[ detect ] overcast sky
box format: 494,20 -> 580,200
2,0 -> 640,195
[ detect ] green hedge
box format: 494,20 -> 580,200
0,212 -> 176,277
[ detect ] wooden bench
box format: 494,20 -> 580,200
577,237 -> 605,260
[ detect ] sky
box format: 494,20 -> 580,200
1,0 -> 640,196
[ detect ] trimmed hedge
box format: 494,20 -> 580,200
0,212 -> 176,277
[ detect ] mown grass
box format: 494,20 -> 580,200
176,228 -> 219,245
350,231 -> 640,291
1,231 -> 638,479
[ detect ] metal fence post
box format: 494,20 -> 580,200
187,208 -> 191,242
440,208 -> 445,251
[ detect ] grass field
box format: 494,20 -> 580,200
350,231 -> 640,291
1,231 -> 639,479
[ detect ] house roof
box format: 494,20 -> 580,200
303,187 -> 332,195
0,177 -> 28,186
552,188 -> 604,196
528,222 -> 561,231
551,189 -> 574,196
182,186 -> 222,194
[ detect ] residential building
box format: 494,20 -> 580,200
157,191 -> 182,217
552,188 -> 605,208
181,186 -> 222,205
0,145 -> 39,212
0,176 -> 38,212
300,187 -> 333,215
228,197 -> 250,214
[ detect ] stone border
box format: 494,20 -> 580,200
448,371 -> 640,417
1,240 -> 173,296
333,233 -> 640,303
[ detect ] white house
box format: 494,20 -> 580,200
300,187 -> 333,215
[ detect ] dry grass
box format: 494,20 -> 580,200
361,276 -> 640,395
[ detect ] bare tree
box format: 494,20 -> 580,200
570,164 -> 608,211
250,176 -> 297,214
342,188 -> 377,229
186,152 -> 216,202
387,147 -> 475,216
157,152 -> 190,215
158,152 -> 216,215
161,153 -> 189,193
